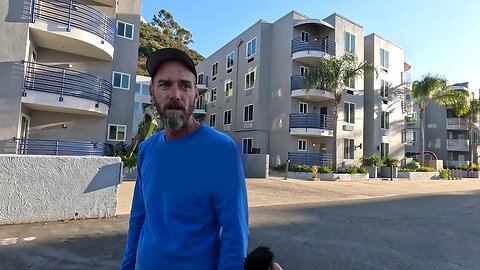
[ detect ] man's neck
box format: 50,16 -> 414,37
164,118 -> 200,141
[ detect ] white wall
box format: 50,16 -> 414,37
0,155 -> 122,225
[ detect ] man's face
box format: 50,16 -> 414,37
150,60 -> 198,132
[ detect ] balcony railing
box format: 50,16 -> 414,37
22,61 -> 112,107
289,113 -> 333,130
14,138 -> 107,156
30,0 -> 116,47
291,37 -> 336,56
194,101 -> 207,110
197,74 -> 208,87
446,118 -> 468,130
447,139 -> 469,152
288,152 -> 332,167
291,75 -> 333,92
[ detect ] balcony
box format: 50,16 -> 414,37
290,75 -> 334,102
193,101 -> 207,115
446,118 -> 468,130
447,139 -> 469,152
289,113 -> 333,137
22,61 -> 112,116
29,0 -> 116,61
14,138 -> 106,156
291,37 -> 336,65
196,74 -> 208,93
288,152 -> 332,166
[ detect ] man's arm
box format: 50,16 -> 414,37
120,161 -> 146,269
214,141 -> 249,270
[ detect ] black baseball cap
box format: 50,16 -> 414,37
146,48 -> 197,79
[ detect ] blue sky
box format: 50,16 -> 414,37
141,0 -> 480,93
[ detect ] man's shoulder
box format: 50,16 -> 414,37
201,125 -> 235,145
138,130 -> 164,151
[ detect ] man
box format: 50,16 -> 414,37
121,48 -> 249,270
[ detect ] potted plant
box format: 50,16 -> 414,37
361,155 -> 383,178
381,154 -> 400,178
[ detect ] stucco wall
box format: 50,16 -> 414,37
0,155 -> 122,225
242,154 -> 269,178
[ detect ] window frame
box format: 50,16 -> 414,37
381,111 -> 390,129
108,124 -> 127,142
226,51 -> 235,69
210,88 -> 217,102
380,142 -> 390,158
301,30 -> 309,42
343,138 -> 355,160
344,102 -> 355,124
242,138 -> 253,154
344,31 -> 356,53
209,113 -> 216,127
245,70 -> 256,90
300,66 -> 309,77
116,20 -> 134,40
298,139 -> 307,151
243,104 -> 254,122
112,71 -> 130,90
223,109 -> 232,126
380,79 -> 389,98
212,62 -> 219,77
225,80 -> 233,97
406,112 -> 418,123
299,102 -> 308,114
380,48 -> 390,69
246,37 -> 257,58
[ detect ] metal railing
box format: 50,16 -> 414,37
288,152 -> 333,166
197,74 -> 208,87
290,75 -> 333,92
447,139 -> 469,151
446,118 -> 468,129
194,101 -> 207,110
290,113 -> 333,130
14,138 -> 107,156
22,61 -> 112,107
291,37 -> 336,56
30,0 -> 116,47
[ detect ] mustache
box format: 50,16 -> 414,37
164,100 -> 186,111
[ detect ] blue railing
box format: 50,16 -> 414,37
14,138 -> 107,156
30,0 -> 116,47
288,152 -> 333,167
22,61 -> 112,107
291,37 -> 336,56
290,113 -> 333,130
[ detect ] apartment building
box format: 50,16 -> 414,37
0,0 -> 141,155
195,11 -> 370,169
405,82 -> 480,167
364,34 -> 411,160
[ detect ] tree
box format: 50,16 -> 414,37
302,53 -> 376,170
137,10 -> 204,76
411,74 -> 463,165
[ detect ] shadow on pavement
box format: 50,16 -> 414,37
1,192 -> 479,270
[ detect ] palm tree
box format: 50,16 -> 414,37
302,53 -> 375,170
411,74 -> 464,165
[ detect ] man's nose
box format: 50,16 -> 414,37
168,84 -> 181,100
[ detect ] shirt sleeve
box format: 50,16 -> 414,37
120,147 -> 146,270
213,141 -> 249,270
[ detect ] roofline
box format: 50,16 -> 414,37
365,33 -> 404,50
327,12 -> 363,29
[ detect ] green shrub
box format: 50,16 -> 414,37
417,166 -> 435,172
317,166 -> 333,173
439,169 -> 449,179
361,155 -> 383,167
273,164 -> 312,172
338,166 -> 367,174
383,155 -> 400,167
405,161 -> 421,171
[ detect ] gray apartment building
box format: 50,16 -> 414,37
405,82 -> 479,167
364,34 -> 411,160
0,0 -> 141,155
195,10 -> 415,169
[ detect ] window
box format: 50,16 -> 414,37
210,88 -> 217,102
134,102 -> 143,113
245,70 -> 255,90
380,48 -> 389,69
298,139 -> 307,151
225,80 -> 233,97
112,72 -> 130,90
108,124 -> 126,141
301,31 -> 309,42
473,131 -> 478,144
135,83 -> 141,93
344,31 -> 356,53
212,62 -> 218,77
381,111 -> 390,129
380,142 -> 389,158
405,112 -> 417,123
299,102 -> 308,114
226,51 -> 235,69
405,93 -> 412,102
197,72 -> 206,85
246,37 -> 257,58
300,66 -> 309,77
345,76 -> 355,88
136,83 -> 150,95
224,110 -> 232,126
209,114 -> 216,127
142,83 -> 150,95
380,80 -> 389,98
344,138 -> 354,159
242,138 -> 253,154
412,131 -> 417,142
344,102 -> 355,124
244,104 -> 254,122
117,20 -> 134,40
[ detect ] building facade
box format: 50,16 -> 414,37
0,0 -> 141,155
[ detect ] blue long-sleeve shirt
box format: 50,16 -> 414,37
121,124 -> 249,270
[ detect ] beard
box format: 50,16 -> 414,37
154,98 -> 194,132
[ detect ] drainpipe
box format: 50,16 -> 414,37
233,40 -> 243,132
